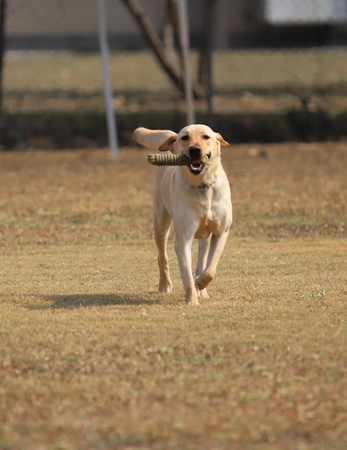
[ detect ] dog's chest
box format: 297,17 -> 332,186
193,195 -> 226,239
195,216 -> 218,239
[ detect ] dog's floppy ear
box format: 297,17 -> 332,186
216,133 -> 230,147
132,127 -> 176,151
159,135 -> 176,152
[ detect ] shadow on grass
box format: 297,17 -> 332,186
29,292 -> 160,310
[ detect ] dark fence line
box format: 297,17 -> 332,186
2,106 -> 346,150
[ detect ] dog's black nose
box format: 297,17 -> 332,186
189,146 -> 202,160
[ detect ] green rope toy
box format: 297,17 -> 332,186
147,153 -> 209,166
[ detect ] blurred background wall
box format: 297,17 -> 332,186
6,0 -> 347,51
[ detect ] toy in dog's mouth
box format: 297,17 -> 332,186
189,153 -> 211,175
147,152 -> 211,172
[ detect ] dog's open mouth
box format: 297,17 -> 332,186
189,162 -> 205,175
189,153 -> 211,175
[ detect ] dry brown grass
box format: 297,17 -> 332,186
0,144 -> 346,450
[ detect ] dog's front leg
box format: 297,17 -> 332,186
174,236 -> 199,305
196,230 -> 229,291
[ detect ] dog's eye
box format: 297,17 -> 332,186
181,135 -> 189,141
203,135 -> 211,140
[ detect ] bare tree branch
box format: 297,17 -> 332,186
120,0 -> 203,98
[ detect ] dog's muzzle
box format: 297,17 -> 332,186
189,146 -> 203,175
188,147 -> 211,175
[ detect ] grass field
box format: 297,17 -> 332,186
0,142 -> 346,449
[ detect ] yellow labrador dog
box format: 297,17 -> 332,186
133,124 -> 232,305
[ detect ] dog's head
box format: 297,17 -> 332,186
133,124 -> 229,177
159,124 -> 229,176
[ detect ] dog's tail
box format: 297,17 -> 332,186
132,127 -> 176,150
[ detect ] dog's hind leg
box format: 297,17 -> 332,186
196,237 -> 211,299
154,205 -> 173,293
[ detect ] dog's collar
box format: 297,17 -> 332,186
197,180 -> 216,192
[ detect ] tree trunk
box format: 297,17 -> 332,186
198,0 -> 218,126
162,0 -> 176,64
0,0 -> 6,123
120,0 -> 203,99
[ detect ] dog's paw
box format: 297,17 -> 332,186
197,288 -> 210,299
185,288 -> 200,305
186,298 -> 200,306
159,287 -> 172,294
196,271 -> 214,290
158,281 -> 173,294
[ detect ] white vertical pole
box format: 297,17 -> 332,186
96,0 -> 119,159
176,0 -> 195,124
